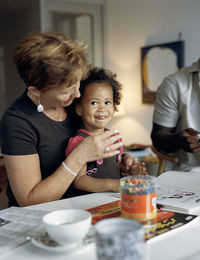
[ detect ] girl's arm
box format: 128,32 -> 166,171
73,165 -> 120,192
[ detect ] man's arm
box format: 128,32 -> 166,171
151,123 -> 200,153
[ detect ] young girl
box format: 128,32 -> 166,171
65,67 -> 146,196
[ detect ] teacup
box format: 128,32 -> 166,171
43,209 -> 92,245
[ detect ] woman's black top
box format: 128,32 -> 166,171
0,91 -> 78,206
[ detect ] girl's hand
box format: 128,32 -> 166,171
119,154 -> 148,176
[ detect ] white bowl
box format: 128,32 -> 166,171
42,209 -> 92,245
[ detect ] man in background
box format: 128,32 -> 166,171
151,59 -> 200,171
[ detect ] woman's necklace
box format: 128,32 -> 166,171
57,111 -> 63,122
43,109 -> 65,122
56,110 -> 64,122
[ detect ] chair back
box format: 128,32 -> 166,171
151,145 -> 179,176
0,156 -> 8,209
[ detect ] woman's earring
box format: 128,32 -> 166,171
37,97 -> 44,112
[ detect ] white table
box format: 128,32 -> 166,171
1,192 -> 200,260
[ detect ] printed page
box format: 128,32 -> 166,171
155,171 -> 200,191
0,207 -> 48,254
156,184 -> 200,213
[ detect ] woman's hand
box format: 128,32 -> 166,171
119,154 -> 148,176
72,129 -> 123,165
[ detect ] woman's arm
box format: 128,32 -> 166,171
4,129 -> 122,206
73,165 -> 120,192
4,153 -> 78,207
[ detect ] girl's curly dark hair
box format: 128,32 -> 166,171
76,67 -> 122,111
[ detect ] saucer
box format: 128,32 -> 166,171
31,227 -> 95,252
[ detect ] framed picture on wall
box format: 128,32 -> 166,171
141,41 -> 184,104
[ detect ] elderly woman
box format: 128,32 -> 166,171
0,31 -> 146,207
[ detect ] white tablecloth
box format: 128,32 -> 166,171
1,192 -> 200,260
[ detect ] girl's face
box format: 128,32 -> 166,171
39,69 -> 82,109
76,82 -> 115,134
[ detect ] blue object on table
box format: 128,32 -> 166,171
126,149 -> 151,158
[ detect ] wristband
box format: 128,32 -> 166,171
62,162 -> 77,177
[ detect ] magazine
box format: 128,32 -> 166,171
144,208 -> 199,244
155,170 -> 200,214
87,200 -> 121,225
87,200 -> 199,244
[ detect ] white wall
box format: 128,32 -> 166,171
2,0 -> 200,146
104,0 -> 200,145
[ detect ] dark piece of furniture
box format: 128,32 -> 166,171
151,145 -> 179,176
0,154 -> 8,209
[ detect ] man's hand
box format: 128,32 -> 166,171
178,128 -> 200,153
